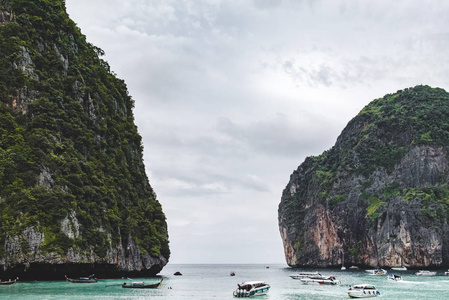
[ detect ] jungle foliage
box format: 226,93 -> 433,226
0,0 -> 169,260
279,85 -> 449,234
309,85 -> 449,201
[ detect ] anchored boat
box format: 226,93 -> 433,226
65,274 -> 97,283
387,274 -> 403,281
348,284 -> 380,298
0,278 -> 18,285
122,279 -> 163,289
415,270 -> 436,276
290,271 -> 321,279
365,268 -> 387,275
300,275 -> 341,285
233,281 -> 270,297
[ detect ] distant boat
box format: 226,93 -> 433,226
0,278 -> 17,285
415,270 -> 436,276
65,274 -> 97,283
365,269 -> 387,275
349,266 -> 359,269
391,266 -> 407,271
300,275 -> 341,285
387,274 -> 403,281
233,281 -> 270,297
122,279 -> 163,289
230,271 -> 235,276
290,271 -> 321,279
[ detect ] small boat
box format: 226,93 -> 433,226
65,274 -> 97,283
233,281 -> 270,297
415,270 -> 436,276
348,284 -> 380,298
0,278 -> 17,285
300,275 -> 341,285
365,268 -> 387,275
349,266 -> 359,269
230,271 -> 235,276
122,279 -> 163,289
387,274 -> 403,281
391,266 -> 407,271
290,271 -> 321,279
445,269 -> 449,275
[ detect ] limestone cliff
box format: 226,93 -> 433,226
0,0 -> 169,279
279,86 -> 449,268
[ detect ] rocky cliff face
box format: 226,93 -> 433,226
0,0 -> 169,279
279,86 -> 449,268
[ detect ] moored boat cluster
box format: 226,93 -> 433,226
285,266 -> 446,298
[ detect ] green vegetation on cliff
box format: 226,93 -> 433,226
0,0 -> 169,263
279,85 -> 449,268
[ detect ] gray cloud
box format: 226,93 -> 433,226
65,0 -> 449,264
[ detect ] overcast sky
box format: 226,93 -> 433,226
65,0 -> 449,264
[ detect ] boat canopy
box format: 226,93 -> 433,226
353,284 -> 376,289
237,281 -> 267,289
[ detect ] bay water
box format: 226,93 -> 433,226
1,264 -> 449,299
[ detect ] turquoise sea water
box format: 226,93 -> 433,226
1,264 -> 449,299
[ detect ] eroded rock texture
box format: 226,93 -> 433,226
279,86 -> 449,269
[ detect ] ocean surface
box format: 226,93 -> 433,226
1,264 -> 449,299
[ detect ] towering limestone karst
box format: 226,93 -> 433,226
279,85 -> 449,269
0,0 -> 169,279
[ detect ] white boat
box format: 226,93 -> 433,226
391,266 -> 407,271
365,268 -> 387,275
290,271 -> 321,279
445,269 -> 449,275
300,275 -> 341,285
233,281 -> 270,297
348,284 -> 380,298
387,274 -> 403,281
415,270 -> 436,276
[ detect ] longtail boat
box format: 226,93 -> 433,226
122,278 -> 163,289
0,278 -> 18,285
65,274 -> 98,283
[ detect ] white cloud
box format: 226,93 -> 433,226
65,0 -> 449,264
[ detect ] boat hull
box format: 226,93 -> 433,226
290,272 -> 320,279
365,269 -> 387,275
233,286 -> 270,297
415,271 -> 436,276
348,291 -> 378,298
122,284 -> 160,289
300,278 -> 340,285
122,280 -> 162,289
348,284 -> 379,298
67,279 -> 97,283
387,275 -> 403,281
